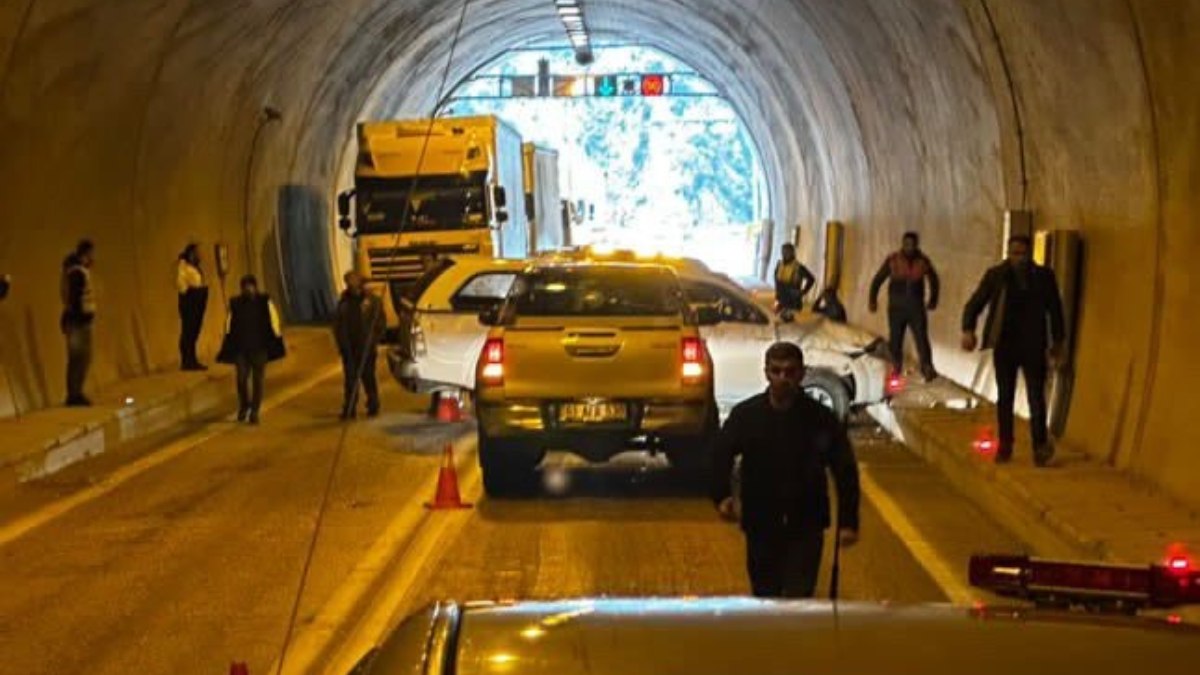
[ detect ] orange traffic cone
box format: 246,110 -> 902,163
436,394 -> 462,423
229,662 -> 249,675
426,443 -> 472,510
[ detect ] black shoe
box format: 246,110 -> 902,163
182,363 -> 208,372
994,450 -> 1013,465
237,408 -> 249,423
65,396 -> 92,408
340,408 -> 357,421
248,411 -> 260,425
366,406 -> 380,418
1034,442 -> 1056,467
921,367 -> 939,383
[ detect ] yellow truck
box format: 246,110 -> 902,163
337,115 -> 530,340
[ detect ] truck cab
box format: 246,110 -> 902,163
337,116 -> 530,341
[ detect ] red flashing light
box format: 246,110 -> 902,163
1168,614 -> 1183,625
1168,556 -> 1191,572
973,428 -> 999,454
885,373 -> 906,395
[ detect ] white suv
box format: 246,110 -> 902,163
387,257 -> 528,396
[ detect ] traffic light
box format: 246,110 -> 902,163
594,75 -> 617,97
641,74 -> 666,96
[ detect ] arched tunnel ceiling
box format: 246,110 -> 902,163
1,1 -> 1199,506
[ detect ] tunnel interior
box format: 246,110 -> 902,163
1,0 -> 1198,507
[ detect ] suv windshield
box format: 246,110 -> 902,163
512,267 -> 685,317
356,173 -> 488,235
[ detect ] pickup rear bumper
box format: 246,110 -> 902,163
478,398 -> 712,459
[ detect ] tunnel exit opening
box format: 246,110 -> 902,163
331,41 -> 773,284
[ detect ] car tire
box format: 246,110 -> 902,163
802,369 -> 851,421
478,434 -> 541,498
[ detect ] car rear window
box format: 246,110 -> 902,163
512,267 -> 685,317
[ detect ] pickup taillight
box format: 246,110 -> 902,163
480,338 -> 504,386
681,337 -> 706,384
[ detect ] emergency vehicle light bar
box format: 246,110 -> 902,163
969,554 -> 1200,609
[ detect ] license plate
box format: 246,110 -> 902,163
559,401 -> 627,423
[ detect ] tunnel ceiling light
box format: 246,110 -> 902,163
554,0 -> 593,65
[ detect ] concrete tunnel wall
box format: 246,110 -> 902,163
0,0 -> 1197,507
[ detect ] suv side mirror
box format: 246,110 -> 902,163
478,307 -> 501,326
338,216 -> 352,232
491,186 -> 507,209
695,305 -> 722,327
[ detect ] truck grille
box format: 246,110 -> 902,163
366,244 -> 479,281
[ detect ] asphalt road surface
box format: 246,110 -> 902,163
0,373 -> 1023,675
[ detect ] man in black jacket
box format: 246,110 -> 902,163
869,232 -> 940,381
334,271 -> 385,420
712,341 -> 860,598
61,240 -> 97,406
962,236 -> 1066,466
217,275 -> 285,424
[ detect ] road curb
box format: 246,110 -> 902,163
4,332 -> 337,483
870,403 -> 1108,561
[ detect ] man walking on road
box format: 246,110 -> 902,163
176,243 -> 209,371
217,274 -> 285,425
962,235 -> 1066,466
869,232 -> 940,381
61,239 -> 97,407
333,271 -> 385,420
712,341 -> 860,598
774,243 -> 816,316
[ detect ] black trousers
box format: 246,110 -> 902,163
994,347 -> 1049,455
235,351 -> 268,414
65,324 -> 93,401
745,529 -> 825,598
178,291 -> 208,367
888,304 -> 933,374
341,349 -> 380,414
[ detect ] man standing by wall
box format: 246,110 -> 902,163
711,341 -> 860,598
333,271 -> 385,420
773,243 -> 816,316
869,232 -> 940,381
961,235 -> 1066,467
177,243 -> 209,371
61,240 -> 96,407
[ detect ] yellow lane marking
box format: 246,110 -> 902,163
0,365 -> 342,549
272,435 -> 480,675
859,463 -> 979,606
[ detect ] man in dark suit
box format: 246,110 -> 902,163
962,236 -> 1066,466
711,341 -> 860,598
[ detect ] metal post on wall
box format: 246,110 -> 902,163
1036,230 -> 1084,438
823,220 -> 845,292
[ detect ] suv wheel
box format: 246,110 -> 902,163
803,369 -> 851,421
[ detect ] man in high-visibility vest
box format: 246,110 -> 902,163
773,244 -> 816,315
869,232 -> 940,381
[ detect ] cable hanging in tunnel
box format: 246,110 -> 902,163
271,1 -> 475,672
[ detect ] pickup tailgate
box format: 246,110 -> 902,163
501,316 -> 686,400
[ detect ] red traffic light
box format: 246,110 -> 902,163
641,74 -> 666,96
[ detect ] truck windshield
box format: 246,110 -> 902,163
356,174 -> 489,235
512,267 -> 685,317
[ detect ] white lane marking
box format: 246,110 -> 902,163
858,463 -> 979,606
272,436 -> 480,675
0,365 -> 342,549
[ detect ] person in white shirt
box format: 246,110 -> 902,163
177,243 -> 209,371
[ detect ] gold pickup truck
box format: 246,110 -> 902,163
474,263 -> 719,496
